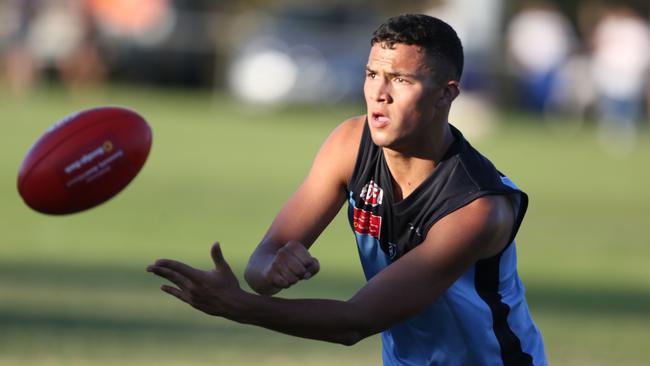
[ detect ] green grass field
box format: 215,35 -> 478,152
1,85 -> 649,365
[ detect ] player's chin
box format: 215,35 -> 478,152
371,134 -> 409,153
368,129 -> 390,147
371,131 -> 393,148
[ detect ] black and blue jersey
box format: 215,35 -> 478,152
347,122 -> 547,365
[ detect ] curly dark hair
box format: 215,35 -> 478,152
370,14 -> 464,81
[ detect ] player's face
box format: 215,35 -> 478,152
364,43 -> 454,152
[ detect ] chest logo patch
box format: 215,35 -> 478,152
353,180 -> 383,239
360,180 -> 383,206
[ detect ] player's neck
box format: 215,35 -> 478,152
383,124 -> 454,201
383,122 -> 454,164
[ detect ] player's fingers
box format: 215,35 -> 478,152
152,259 -> 202,282
274,248 -> 307,279
284,241 -> 319,276
285,240 -> 314,264
161,284 -> 190,304
269,273 -> 290,289
271,277 -> 288,289
284,241 -> 319,279
272,265 -> 300,288
210,242 -> 229,269
304,257 -> 320,278
147,264 -> 193,289
284,252 -> 310,277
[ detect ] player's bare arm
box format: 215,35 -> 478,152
243,116 -> 364,295
147,193 -> 514,345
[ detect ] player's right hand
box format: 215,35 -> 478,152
261,240 -> 320,294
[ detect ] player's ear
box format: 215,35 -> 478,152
436,80 -> 460,108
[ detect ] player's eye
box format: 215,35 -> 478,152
366,71 -> 376,79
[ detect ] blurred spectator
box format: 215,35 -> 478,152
424,0 -> 504,140
425,0 -> 503,93
1,0 -> 106,94
89,0 -> 219,88
2,0 -> 38,94
506,1 -> 575,113
542,53 -> 595,128
86,0 -> 175,47
58,0 -> 106,92
588,5 -> 650,155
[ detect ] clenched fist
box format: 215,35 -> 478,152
246,240 -> 320,295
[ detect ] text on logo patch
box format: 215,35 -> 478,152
353,207 -> 382,239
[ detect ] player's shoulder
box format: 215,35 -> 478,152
321,115 -> 365,156
312,115 -> 366,185
330,115 -> 365,143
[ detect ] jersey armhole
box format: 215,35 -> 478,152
347,118 -> 371,193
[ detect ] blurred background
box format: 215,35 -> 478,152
1,0 -> 649,365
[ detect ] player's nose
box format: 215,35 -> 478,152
366,79 -> 392,104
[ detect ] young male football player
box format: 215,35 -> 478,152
148,14 -> 547,365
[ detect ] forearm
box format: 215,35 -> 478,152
223,291 -> 372,345
244,241 -> 280,295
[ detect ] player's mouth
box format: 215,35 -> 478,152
370,112 -> 390,128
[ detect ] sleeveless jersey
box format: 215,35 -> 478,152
346,122 -> 547,365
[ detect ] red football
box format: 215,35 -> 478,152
17,106 -> 152,215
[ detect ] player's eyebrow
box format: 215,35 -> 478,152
365,66 -> 417,79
